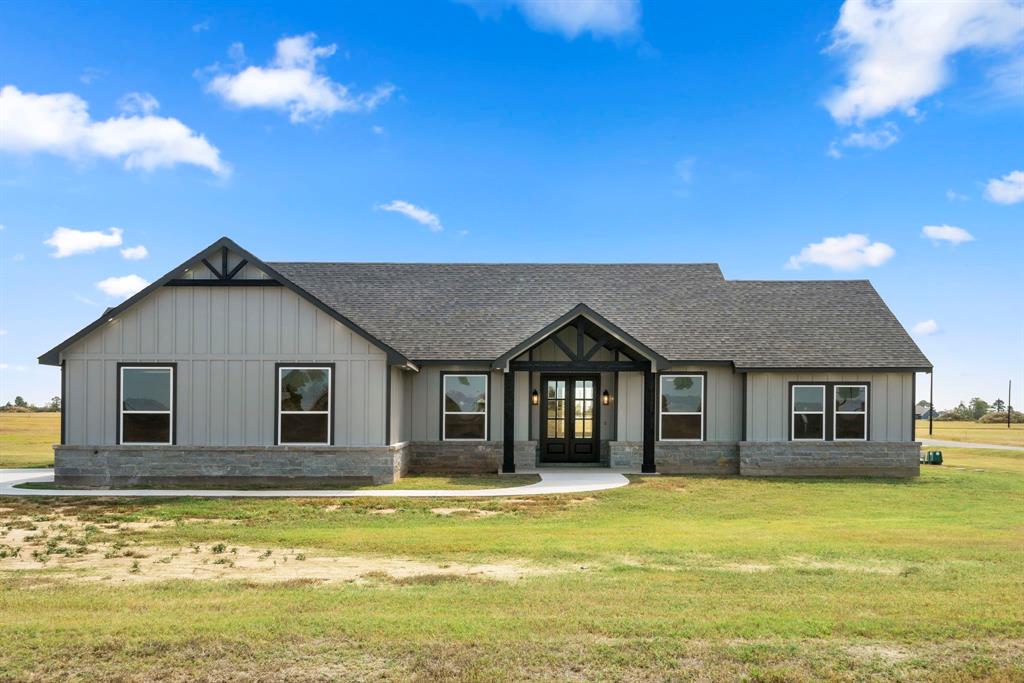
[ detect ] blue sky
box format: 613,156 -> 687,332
1,0 -> 1021,409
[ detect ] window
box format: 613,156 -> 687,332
791,385 -> 825,440
834,384 -> 868,440
278,366 -> 332,445
443,373 -> 487,440
120,365 -> 174,445
659,374 -> 704,440
790,383 -> 870,441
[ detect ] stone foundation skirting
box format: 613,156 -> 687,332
54,444 -> 409,487
610,442 -> 740,474
406,441 -> 502,474
739,441 -> 920,478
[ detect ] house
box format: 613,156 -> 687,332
915,405 -> 938,420
39,237 -> 932,487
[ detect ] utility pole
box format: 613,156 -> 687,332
929,371 -> 934,436
1009,380 -> 1013,429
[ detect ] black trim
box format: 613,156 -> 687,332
492,303 -> 670,370
39,236 -> 414,368
60,360 -> 66,446
510,360 -> 648,372
439,371 -> 490,441
116,362 -> 178,446
274,363 -> 336,446
911,374 -> 916,441
740,372 -> 747,442
787,381 -> 872,442
739,365 -> 931,373
385,366 -> 392,445
165,279 -> 282,287
642,369 -> 656,473
655,371 -> 709,442
503,371 -> 515,472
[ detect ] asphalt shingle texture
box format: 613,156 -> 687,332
268,262 -> 931,370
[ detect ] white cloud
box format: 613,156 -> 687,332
11,253 -> 24,262
96,274 -> 149,299
377,200 -> 443,232
45,226 -> 123,258
945,189 -> 968,202
786,233 -> 895,271
192,19 -> 211,33
79,68 -> 103,85
922,224 -> 975,245
117,92 -> 160,115
73,293 -> 100,307
842,122 -> 900,150
205,33 -> 395,123
913,319 -> 939,335
984,169 -> 1024,205
372,125 -> 384,135
511,0 -> 640,39
120,245 -> 149,260
675,156 -> 696,183
0,86 -> 229,176
825,0 -> 1023,124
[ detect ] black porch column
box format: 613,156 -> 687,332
642,367 -> 656,473
503,371 -> 516,473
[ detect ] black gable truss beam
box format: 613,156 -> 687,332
171,247 -> 271,286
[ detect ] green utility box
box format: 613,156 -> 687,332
920,450 -> 943,465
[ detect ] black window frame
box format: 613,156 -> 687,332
116,362 -> 177,445
656,371 -> 707,442
440,371 -> 490,441
788,381 -> 871,442
274,363 -> 336,446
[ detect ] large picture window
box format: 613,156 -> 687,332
834,384 -> 868,440
790,383 -> 869,441
277,365 -> 332,445
791,385 -> 825,440
659,374 -> 704,440
120,365 -> 174,445
442,373 -> 488,440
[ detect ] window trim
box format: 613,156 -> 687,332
657,372 -> 706,442
117,363 -> 177,446
440,371 -> 489,441
788,381 -> 871,442
275,363 -> 335,446
834,383 -> 869,442
790,384 -> 826,442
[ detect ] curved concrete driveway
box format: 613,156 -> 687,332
0,468 -> 629,499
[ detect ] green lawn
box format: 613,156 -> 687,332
2,446 -> 1023,681
0,412 -> 59,467
917,419 -> 1024,447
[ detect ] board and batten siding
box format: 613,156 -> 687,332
744,371 -> 914,442
62,285 -> 388,447
616,366 -> 743,442
403,366 -> 510,441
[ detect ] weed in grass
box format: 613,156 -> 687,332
211,543 -> 226,554
129,560 -> 140,574
0,544 -> 20,558
258,549 -> 272,560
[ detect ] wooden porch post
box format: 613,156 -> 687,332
503,371 -> 516,473
642,367 -> 656,473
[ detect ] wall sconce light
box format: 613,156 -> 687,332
602,390 -> 611,405
531,389 -> 540,405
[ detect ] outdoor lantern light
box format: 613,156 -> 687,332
602,390 -> 611,405
531,389 -> 540,405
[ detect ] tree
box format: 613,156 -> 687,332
13,396 -> 28,408
992,398 -> 1006,413
968,397 -> 989,420
916,399 -> 931,408
47,396 -> 61,412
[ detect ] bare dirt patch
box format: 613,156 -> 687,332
430,507 -> 500,518
0,514 -> 558,586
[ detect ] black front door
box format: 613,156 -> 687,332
540,375 -> 600,463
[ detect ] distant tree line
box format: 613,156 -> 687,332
0,396 -> 61,413
917,398 -> 1021,423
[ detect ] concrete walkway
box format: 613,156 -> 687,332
0,468 -> 630,499
919,439 -> 1024,452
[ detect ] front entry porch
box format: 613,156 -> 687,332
496,306 -> 663,474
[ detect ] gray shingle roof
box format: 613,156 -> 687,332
269,262 -> 931,370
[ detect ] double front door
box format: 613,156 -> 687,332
540,375 -> 600,463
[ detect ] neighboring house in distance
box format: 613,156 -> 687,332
915,405 -> 938,420
39,237 -> 932,487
